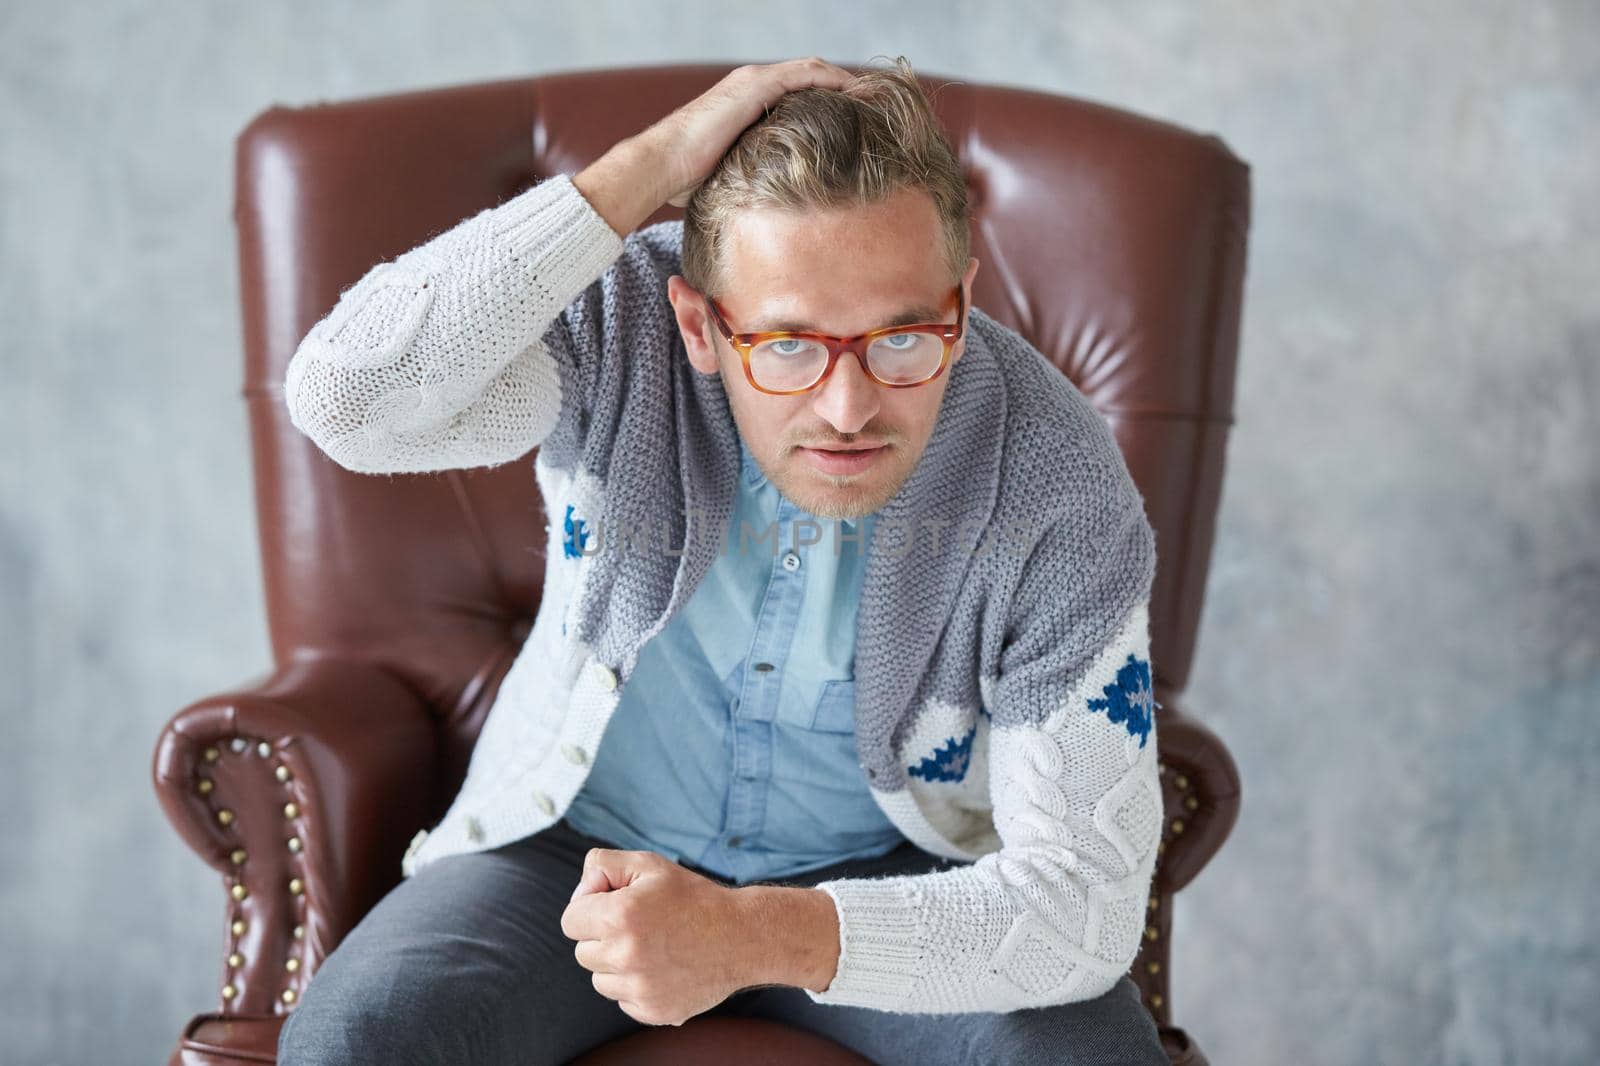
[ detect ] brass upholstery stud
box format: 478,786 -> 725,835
285,957 -> 301,973
1147,961 -> 1161,975
1174,774 -> 1189,790
1148,895 -> 1159,910
227,952 -> 243,968
287,836 -> 302,854
1171,819 -> 1186,835
231,884 -> 248,902
275,766 -> 291,783
1145,925 -> 1159,941
204,747 -> 220,763
221,983 -> 237,1000
196,779 -> 214,795
230,849 -> 247,866
1151,994 -> 1164,1009
282,988 -> 297,1004
289,877 -> 304,896
230,738 -> 248,753
216,809 -> 235,827
257,741 -> 271,757
1186,795 -> 1199,810
1157,841 -> 1167,855
232,919 -> 247,937
293,925 -> 304,940
283,802 -> 300,819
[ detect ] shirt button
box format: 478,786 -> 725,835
561,743 -> 587,766
533,790 -> 556,815
781,551 -> 801,572
591,662 -> 618,690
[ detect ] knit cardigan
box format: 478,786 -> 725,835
283,171 -> 1163,1014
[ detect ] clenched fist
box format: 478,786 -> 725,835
561,847 -> 758,1027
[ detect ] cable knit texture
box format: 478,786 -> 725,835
283,172 -> 1162,1014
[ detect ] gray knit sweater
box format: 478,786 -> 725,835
283,172 -> 1162,1014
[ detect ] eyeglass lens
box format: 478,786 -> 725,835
749,332 -> 945,391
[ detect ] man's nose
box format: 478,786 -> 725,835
812,347 -> 880,433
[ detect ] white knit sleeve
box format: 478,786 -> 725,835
806,504 -> 1163,1013
282,173 -> 625,474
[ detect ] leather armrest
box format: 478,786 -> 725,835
1133,690 -> 1241,1027
151,655 -> 437,1015
1153,692 -> 1241,893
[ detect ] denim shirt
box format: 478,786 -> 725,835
562,437 -> 907,883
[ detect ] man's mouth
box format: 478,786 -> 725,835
797,442 -> 889,474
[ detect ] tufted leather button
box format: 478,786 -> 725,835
591,662 -> 618,691
561,743 -> 588,766
534,790 -> 556,815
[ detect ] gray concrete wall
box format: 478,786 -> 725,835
2,2 -> 1594,1063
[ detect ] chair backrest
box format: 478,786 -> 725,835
234,62 -> 1249,798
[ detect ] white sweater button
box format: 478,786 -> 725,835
561,743 -> 587,765
533,790 -> 556,815
591,662 -> 618,690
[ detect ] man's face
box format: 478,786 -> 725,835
667,187 -> 979,522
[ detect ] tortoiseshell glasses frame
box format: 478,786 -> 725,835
697,283 -> 966,395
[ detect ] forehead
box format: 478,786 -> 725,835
717,187 -> 951,333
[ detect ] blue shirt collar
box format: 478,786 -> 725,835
738,437 -> 863,530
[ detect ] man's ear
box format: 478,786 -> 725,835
951,256 -> 980,364
666,275 -> 720,375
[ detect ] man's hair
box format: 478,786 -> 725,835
681,55 -> 970,299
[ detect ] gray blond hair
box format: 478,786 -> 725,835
681,56 -> 970,298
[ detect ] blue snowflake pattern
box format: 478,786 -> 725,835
909,724 -> 976,782
562,504 -> 591,559
1086,653 -> 1158,748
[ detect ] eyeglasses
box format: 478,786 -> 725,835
698,284 -> 965,395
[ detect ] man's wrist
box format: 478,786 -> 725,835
733,884 -> 840,994
572,136 -> 669,239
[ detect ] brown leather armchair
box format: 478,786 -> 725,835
153,61 -> 1247,1066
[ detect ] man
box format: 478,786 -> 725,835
279,56 -> 1168,1065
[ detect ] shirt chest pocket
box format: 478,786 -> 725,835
808,679 -> 858,734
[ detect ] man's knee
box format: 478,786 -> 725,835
981,977 -> 1167,1066
275,948 -> 453,1066
277,985 -> 412,1066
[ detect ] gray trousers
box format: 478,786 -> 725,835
277,817 -> 1167,1065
